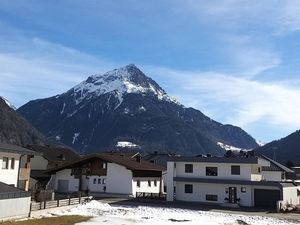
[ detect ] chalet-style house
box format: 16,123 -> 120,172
0,142 -> 38,220
26,145 -> 80,191
46,152 -> 164,197
166,154 -> 299,209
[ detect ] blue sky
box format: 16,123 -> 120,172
1,0 -> 300,143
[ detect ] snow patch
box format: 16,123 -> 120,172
116,141 -> 140,148
72,132 -> 80,144
60,103 -> 66,114
50,200 -> 298,225
139,106 -> 146,112
0,96 -> 16,109
217,142 -> 245,151
256,140 -> 266,146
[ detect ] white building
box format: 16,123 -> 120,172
0,142 -> 37,220
167,155 -> 299,209
47,152 -> 164,197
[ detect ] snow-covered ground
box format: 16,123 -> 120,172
51,201 -> 299,225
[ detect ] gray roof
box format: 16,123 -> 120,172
0,182 -> 31,199
260,155 -> 294,173
0,142 -> 40,156
171,156 -> 259,164
174,177 -> 294,187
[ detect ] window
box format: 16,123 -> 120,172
10,158 -> 15,169
2,157 -> 8,169
93,178 -> 96,184
258,167 -> 261,173
98,178 -> 101,184
184,184 -> 193,193
101,162 -> 106,169
206,167 -> 218,176
102,178 -> 106,184
164,186 -> 167,193
137,180 -> 140,187
148,180 -> 151,187
241,187 -> 246,193
154,180 -> 157,187
231,165 -> 240,175
185,164 -> 193,173
206,194 -> 218,201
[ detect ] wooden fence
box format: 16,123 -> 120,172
30,196 -> 90,213
136,192 -> 165,198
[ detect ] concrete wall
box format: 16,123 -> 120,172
0,152 -> 20,186
88,176 -> 107,192
175,182 -> 253,207
282,186 -> 300,206
174,162 -> 261,181
30,155 -> 48,170
54,169 -> 79,192
106,163 -> 133,195
0,197 -> 30,220
262,171 -> 282,182
132,177 -> 161,196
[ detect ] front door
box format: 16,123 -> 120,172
228,187 -> 237,203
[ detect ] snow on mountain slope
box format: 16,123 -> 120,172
217,142 -> 245,151
70,64 -> 179,108
0,96 -> 16,110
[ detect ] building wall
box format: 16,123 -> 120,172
175,162 -> 261,181
88,176 -> 107,192
0,197 -> 31,220
175,182 -> 253,207
106,163 -> 133,195
262,171 -> 282,182
30,155 -> 48,170
167,161 -> 175,201
54,169 -> 79,192
282,186 -> 299,206
132,177 -> 161,196
0,152 -> 20,186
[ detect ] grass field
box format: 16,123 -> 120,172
0,215 -> 91,225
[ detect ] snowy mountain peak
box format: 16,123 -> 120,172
71,64 -> 179,108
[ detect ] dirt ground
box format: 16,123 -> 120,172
0,215 -> 91,225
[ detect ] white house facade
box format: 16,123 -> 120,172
47,153 -> 163,197
167,156 -> 299,209
0,143 -> 37,220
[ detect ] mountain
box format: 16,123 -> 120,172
0,97 -> 46,146
255,130 -> 300,165
17,64 -> 258,155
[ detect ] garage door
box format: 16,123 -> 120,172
254,189 -> 281,209
57,180 -> 69,193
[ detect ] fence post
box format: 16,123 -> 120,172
69,195 -> 71,205
28,203 -> 32,218
57,199 -> 59,207
40,201 -> 42,210
44,201 -> 46,209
